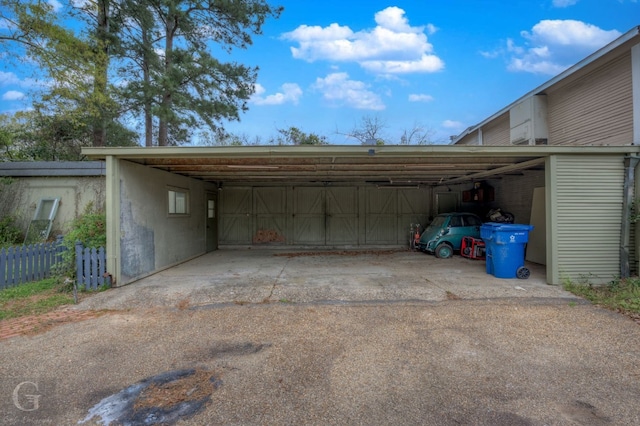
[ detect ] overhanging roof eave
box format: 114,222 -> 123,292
82,145 -> 640,161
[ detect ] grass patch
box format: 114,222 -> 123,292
563,276 -> 640,318
0,278 -> 74,321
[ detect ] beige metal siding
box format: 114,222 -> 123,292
455,132 -> 479,145
481,112 -> 510,146
550,155 -> 624,284
547,53 -> 633,146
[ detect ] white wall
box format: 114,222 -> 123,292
0,176 -> 105,238
118,161 -> 213,284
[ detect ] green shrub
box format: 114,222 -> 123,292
62,207 -> 106,250
0,215 -> 23,248
53,205 -> 106,289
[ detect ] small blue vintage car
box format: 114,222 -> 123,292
418,212 -> 483,258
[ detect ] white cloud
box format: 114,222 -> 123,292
2,90 -> 25,101
502,20 -> 622,75
47,0 -> 63,12
442,120 -> 465,130
312,72 -> 385,111
282,7 -> 444,75
522,20 -> 621,49
0,71 -> 20,86
0,71 -> 41,88
250,83 -> 303,106
408,94 -> 434,102
552,0 -> 578,7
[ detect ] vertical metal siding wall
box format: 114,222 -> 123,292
552,155 -> 624,283
547,53 -> 633,146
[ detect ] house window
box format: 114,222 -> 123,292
208,200 -> 215,219
168,188 -> 189,215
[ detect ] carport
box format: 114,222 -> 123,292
83,145 -> 640,287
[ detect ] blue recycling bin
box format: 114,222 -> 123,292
480,223 -> 534,279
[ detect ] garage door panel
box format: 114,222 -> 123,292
293,187 -> 325,244
327,187 -> 358,244
398,189 -> 430,243
220,188 -> 252,244
365,189 -> 397,244
253,188 -> 287,244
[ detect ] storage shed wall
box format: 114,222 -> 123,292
118,160 -> 210,285
548,155 -> 625,284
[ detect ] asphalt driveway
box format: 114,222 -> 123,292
1,250 -> 639,425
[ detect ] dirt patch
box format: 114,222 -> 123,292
253,229 -> 285,243
134,369 -> 217,411
176,299 -> 190,310
80,368 -> 222,426
0,308 -> 109,340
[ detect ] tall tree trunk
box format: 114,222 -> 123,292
142,22 -> 153,147
157,7 -> 176,147
92,0 -> 110,147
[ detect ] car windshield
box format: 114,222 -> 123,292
427,216 -> 447,230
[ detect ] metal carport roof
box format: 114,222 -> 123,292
82,145 -> 640,187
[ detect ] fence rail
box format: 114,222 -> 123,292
0,237 -> 65,289
0,239 -> 109,291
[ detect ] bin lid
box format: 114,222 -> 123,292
481,222 -> 534,232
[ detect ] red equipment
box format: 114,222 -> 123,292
460,236 -> 485,260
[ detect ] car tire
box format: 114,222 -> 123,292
435,243 -> 453,259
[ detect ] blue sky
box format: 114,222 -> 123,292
1,0 -> 639,145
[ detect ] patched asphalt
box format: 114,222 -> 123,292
1,250 -> 639,425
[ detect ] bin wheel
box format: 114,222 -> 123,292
435,243 -> 453,259
516,267 -> 530,279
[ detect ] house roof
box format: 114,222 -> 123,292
450,25 -> 640,145
0,161 -> 106,177
82,145 -> 640,187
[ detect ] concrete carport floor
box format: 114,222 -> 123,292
78,249 -> 568,310
3,249 -> 640,425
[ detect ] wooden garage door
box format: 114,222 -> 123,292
254,187 -> 287,244
326,187 -> 358,245
365,188 -> 397,244
219,187 -> 252,244
397,189 -> 430,242
292,187 -> 325,244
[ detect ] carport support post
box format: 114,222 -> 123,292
620,157 -> 637,279
105,155 -> 121,286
